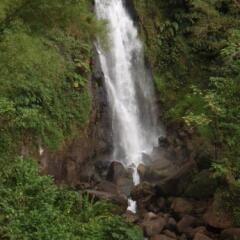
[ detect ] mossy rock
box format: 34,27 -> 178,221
183,170 -> 218,199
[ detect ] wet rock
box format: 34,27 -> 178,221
203,205 -> 233,229
150,234 -> 176,240
131,182 -> 158,214
163,213 -> 170,223
107,161 -> 134,196
144,212 -> 158,221
156,162 -> 196,195
157,197 -> 166,211
94,154 -> 112,179
163,229 -> 177,239
187,227 -> 208,238
138,159 -> 173,183
166,217 -> 177,231
142,153 -> 152,164
179,234 -> 187,240
137,134 -> 196,195
177,215 -> 197,234
171,198 -> 193,215
221,228 -> 240,239
193,233 -> 213,240
142,215 -> 167,237
131,182 -> 155,201
158,136 -> 170,148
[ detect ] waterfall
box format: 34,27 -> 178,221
95,0 -> 159,211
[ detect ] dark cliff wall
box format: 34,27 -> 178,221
39,50 -> 113,186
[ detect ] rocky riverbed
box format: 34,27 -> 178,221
83,164 -> 240,240
75,131 -> 240,240
39,122 -> 240,240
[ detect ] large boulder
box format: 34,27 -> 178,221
107,161 -> 134,196
131,182 -> 155,201
186,227 -> 208,238
150,235 -> 176,240
138,153 -> 195,195
203,205 -> 233,229
141,215 -> 167,237
131,182 -> 156,213
144,212 -> 158,221
177,215 -> 197,234
193,233 -> 213,240
137,158 -> 173,183
221,228 -> 240,240
171,198 -> 193,215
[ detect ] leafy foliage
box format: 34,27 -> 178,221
133,0 -> 240,223
0,157 -> 144,240
0,0 -> 105,155
0,2 -> 141,239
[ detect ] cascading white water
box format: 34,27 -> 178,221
95,0 -> 159,211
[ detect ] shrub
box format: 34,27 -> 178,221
0,157 -> 144,240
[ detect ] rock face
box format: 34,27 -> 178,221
106,161 -> 134,196
38,48 -> 113,186
138,142 -> 195,195
163,230 -> 177,239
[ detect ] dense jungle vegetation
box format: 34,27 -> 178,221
132,0 -> 240,225
0,0 -> 100,156
1,0 -> 240,239
0,1 -> 143,239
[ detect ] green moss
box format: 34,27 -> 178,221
184,170 -> 218,199
214,181 -> 240,227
